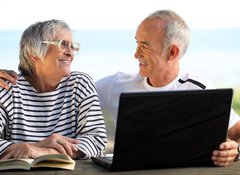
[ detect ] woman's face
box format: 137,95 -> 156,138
35,29 -> 75,80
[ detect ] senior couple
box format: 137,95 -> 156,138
0,10 -> 239,167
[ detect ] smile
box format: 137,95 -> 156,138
59,59 -> 71,63
139,61 -> 147,66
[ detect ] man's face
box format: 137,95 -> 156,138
134,18 -> 170,85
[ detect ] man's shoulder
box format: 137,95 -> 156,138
178,72 -> 214,89
95,72 -> 143,94
96,72 -> 140,84
115,72 -> 141,81
179,72 -> 203,81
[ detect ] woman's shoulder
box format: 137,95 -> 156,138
70,71 -> 94,82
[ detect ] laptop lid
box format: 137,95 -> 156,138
110,89 -> 232,170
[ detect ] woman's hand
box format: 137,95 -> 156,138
1,134 -> 81,160
1,142 -> 59,160
34,133 -> 80,156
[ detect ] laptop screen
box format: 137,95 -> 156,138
111,89 -> 232,170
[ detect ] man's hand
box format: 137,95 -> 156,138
0,69 -> 18,89
212,139 -> 238,167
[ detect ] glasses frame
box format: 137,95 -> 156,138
42,40 -> 80,55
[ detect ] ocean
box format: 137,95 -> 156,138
0,29 -> 240,88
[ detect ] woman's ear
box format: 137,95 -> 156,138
29,54 -> 39,62
168,45 -> 179,61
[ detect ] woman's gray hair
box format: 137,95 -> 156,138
147,10 -> 190,58
18,19 -> 71,76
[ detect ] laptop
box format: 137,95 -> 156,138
92,89 -> 233,171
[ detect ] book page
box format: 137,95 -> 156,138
32,161 -> 75,170
32,154 -> 75,170
0,158 -> 34,170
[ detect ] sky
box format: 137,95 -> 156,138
0,0 -> 240,87
0,0 -> 240,30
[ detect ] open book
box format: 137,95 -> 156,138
0,154 -> 75,171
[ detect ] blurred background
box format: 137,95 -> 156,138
0,0 -> 240,151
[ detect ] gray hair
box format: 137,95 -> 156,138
147,10 -> 190,58
18,19 -> 71,76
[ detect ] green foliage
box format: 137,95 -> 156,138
233,87 -> 240,115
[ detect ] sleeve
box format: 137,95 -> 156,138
95,73 -> 117,111
228,109 -> 240,129
75,74 -> 107,159
0,103 -> 14,156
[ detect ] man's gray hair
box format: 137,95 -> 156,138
147,10 -> 190,58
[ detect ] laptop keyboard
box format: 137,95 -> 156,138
104,154 -> 113,161
104,156 -> 113,161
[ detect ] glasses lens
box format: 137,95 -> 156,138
60,40 -> 80,55
71,43 -> 80,52
60,40 -> 68,49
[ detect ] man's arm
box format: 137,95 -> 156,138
212,118 -> 240,166
0,69 -> 18,89
228,120 -> 240,141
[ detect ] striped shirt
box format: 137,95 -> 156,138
0,71 -> 107,159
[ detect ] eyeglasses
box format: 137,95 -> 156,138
42,40 -> 80,55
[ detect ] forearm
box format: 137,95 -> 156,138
228,121 -> 240,141
76,97 -> 107,158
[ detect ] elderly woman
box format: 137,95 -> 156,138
0,19 -> 107,160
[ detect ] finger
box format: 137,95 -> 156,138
0,70 -> 18,87
212,153 -> 235,166
219,141 -> 236,150
57,139 -> 73,155
57,139 -> 66,145
214,149 -> 237,158
55,140 -> 67,154
65,137 -> 80,144
55,145 -> 67,154
22,154 -> 29,159
63,143 -> 73,155
0,79 -> 10,90
62,138 -> 80,153
213,161 -> 230,167
7,70 -> 18,79
70,143 -> 79,152
18,151 -> 29,159
214,156 -> 233,163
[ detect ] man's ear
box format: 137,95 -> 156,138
168,45 -> 179,61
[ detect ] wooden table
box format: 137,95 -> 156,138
2,159 -> 240,175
